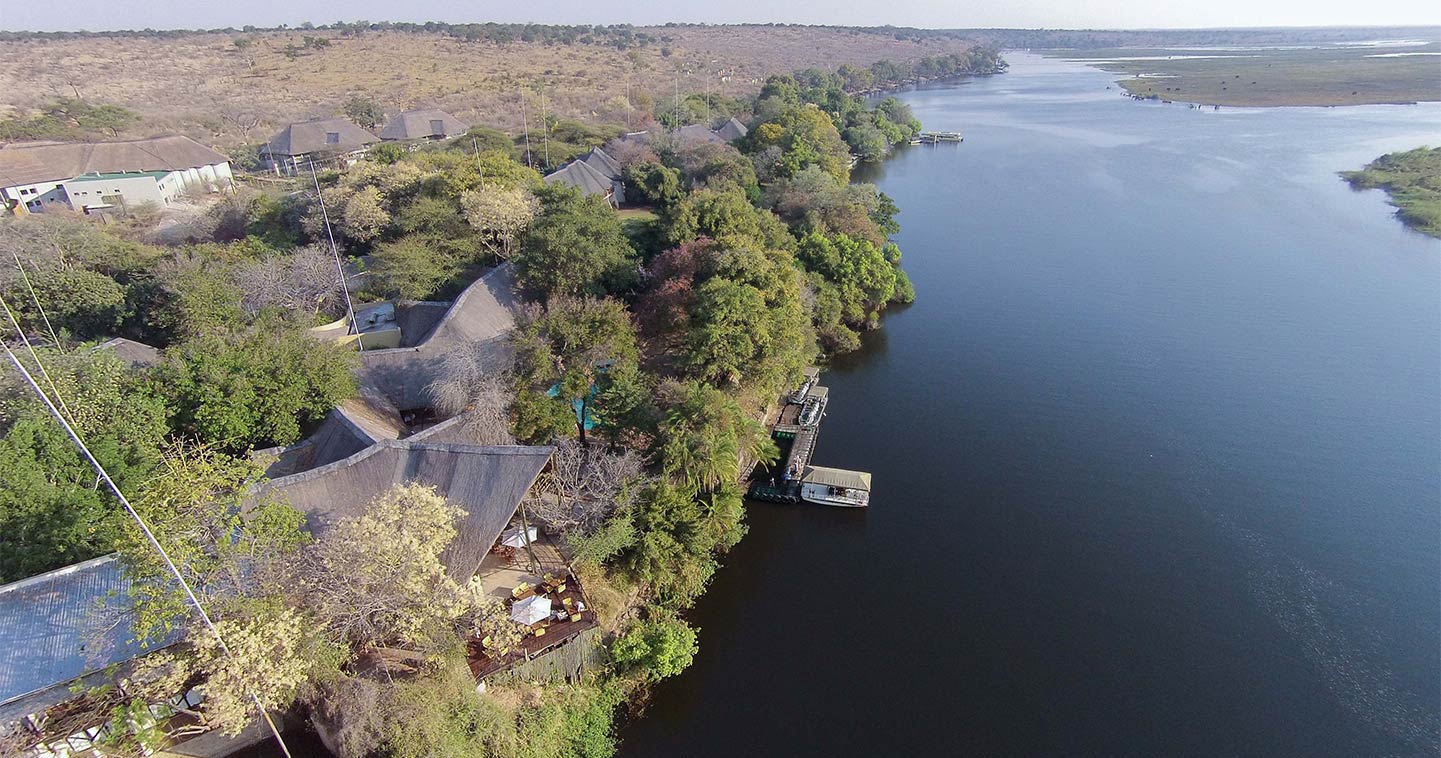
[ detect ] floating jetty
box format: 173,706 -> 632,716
917,131 -> 963,143
748,368 -> 872,507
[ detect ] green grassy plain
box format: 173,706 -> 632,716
1060,42 -> 1441,106
1343,147 -> 1441,238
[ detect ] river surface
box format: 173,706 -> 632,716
618,54 -> 1441,757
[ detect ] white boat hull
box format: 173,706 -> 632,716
800,482 -> 869,508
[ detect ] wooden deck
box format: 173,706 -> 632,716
466,572 -> 600,681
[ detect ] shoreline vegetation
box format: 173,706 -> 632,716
0,41 -> 1004,758
1051,38 -> 1441,107
1343,147 -> 1441,238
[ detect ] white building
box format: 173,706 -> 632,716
0,135 -> 233,214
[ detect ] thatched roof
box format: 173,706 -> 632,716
543,159 -> 615,197
254,394 -> 409,478
256,441 -> 553,578
378,109 -> 470,141
92,337 -> 161,369
357,263 -> 521,411
262,118 -> 378,158
0,136 -> 229,188
716,117 -> 749,142
675,123 -> 723,144
580,147 -> 622,180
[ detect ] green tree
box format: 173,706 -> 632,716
611,618 -> 699,680
511,296 -> 640,443
343,95 -> 385,130
367,235 -> 458,300
303,483 -> 475,650
25,268 -> 127,340
514,185 -> 638,299
119,447 -> 311,641
152,323 -> 357,452
0,350 -> 169,581
746,104 -> 851,182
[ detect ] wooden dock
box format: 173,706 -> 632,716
918,131 -> 963,143
748,371 -> 870,506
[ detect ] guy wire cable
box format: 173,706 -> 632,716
0,336 -> 294,758
12,253 -> 63,352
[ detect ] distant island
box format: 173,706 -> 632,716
1343,147 -> 1441,239
1047,29 -> 1441,107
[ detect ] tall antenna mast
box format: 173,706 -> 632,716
540,85 -> 550,169
308,162 -> 360,351
519,91 -> 534,169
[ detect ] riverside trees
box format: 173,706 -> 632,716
0,50 -> 932,756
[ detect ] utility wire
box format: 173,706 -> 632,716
12,254 -> 62,351
0,337 -> 293,758
0,293 -> 74,421
308,161 -> 360,351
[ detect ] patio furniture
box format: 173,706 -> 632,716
511,595 -> 552,625
534,626 -> 546,637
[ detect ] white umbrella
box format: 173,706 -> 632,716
501,526 -> 538,548
510,594 -> 552,625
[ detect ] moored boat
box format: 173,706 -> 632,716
799,466 -> 871,507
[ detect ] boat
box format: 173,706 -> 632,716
788,367 -> 820,404
798,386 -> 828,427
799,466 -> 871,507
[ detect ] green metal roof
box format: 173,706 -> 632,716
65,170 -> 170,183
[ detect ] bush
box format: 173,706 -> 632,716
611,618 -> 699,680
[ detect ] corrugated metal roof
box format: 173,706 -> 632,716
0,135 -> 229,188
0,555 -> 173,710
802,466 -> 871,491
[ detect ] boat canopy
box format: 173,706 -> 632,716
807,386 -> 829,401
802,466 -> 871,492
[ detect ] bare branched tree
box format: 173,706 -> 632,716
427,345 -> 516,445
232,245 -> 346,317
216,101 -> 265,140
525,438 -> 645,534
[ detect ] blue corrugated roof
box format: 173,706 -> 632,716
0,555 -> 169,710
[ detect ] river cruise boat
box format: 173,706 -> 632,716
800,466 -> 871,508
789,367 -> 821,404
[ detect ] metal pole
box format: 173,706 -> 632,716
308,162 -> 360,350
520,92 -> 534,170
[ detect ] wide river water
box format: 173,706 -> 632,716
618,54 -> 1441,756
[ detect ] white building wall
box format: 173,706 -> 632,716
5,161 -> 233,213
2,181 -> 68,213
63,175 -> 166,210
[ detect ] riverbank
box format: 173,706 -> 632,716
1343,146 -> 1441,238
1053,41 -> 1441,106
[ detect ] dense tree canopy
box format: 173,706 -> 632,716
152,323 -> 357,451
513,185 -> 638,299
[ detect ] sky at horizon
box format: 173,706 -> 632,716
0,0 -> 1437,34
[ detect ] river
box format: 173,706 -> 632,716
617,54 -> 1441,756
